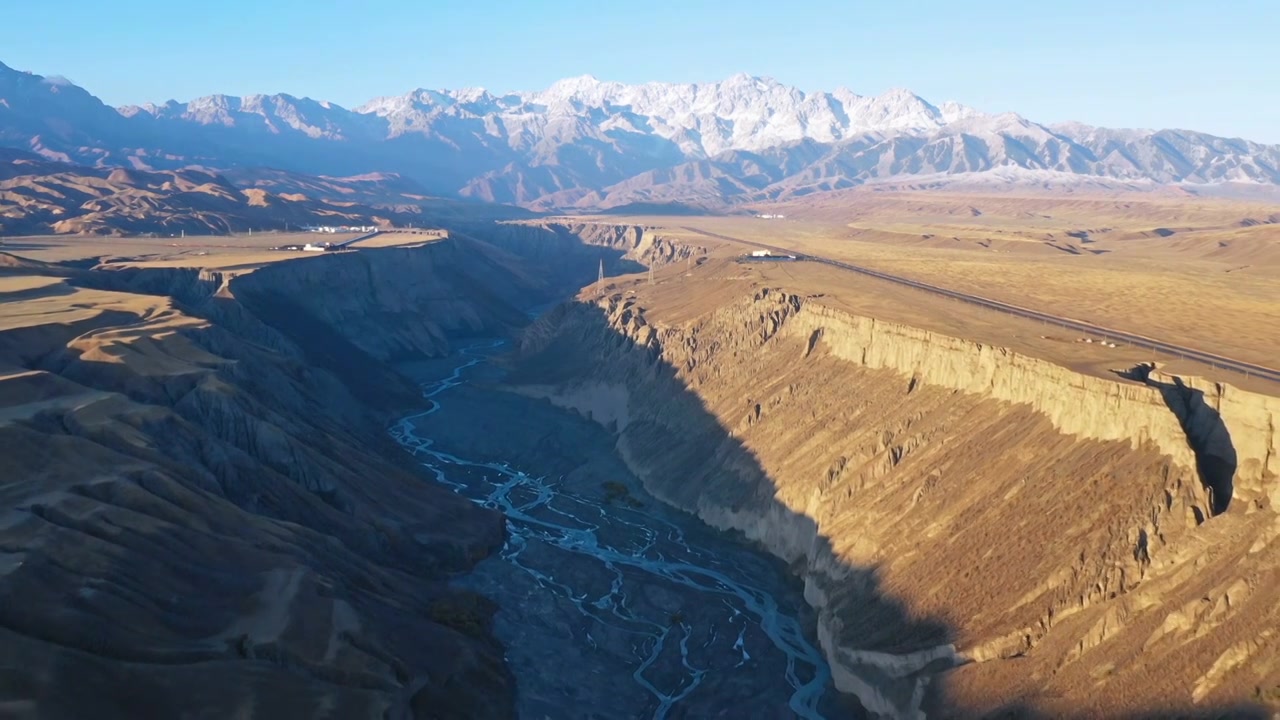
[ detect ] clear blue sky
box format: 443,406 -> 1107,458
6,0 -> 1278,142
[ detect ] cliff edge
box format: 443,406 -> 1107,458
510,287 -> 1280,718
0,240 -> 557,719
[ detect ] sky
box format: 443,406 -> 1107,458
5,0 -> 1278,143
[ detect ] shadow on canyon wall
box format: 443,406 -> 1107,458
0,262 -> 517,719
2,233 -> 1267,718
0,234 -> 624,719
446,223 -> 648,287
1118,364 -> 1238,516
514,300 -> 948,717
519,305 -> 1270,719
1155,378 -> 1238,516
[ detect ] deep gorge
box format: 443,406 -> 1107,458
2,223 -> 1278,719
503,283 -> 1279,718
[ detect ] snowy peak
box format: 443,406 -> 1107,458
843,87 -> 945,131
938,100 -> 982,124
4,62 -> 1279,211
119,92 -> 364,140
535,74 -> 622,105
356,86 -> 506,118
346,75 -> 983,156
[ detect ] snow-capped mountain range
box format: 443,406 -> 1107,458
355,73 -> 985,156
3,60 -> 1279,210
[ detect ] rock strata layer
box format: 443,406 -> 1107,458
511,288 -> 1280,718
0,239 -> 570,719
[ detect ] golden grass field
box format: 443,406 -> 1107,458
3,192 -> 1276,392
596,190 -> 1280,393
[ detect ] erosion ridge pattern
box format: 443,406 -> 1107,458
0,238 -> 580,718
510,288 -> 1280,717
0,222 -> 715,719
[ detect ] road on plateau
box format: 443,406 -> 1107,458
680,226 -> 1280,385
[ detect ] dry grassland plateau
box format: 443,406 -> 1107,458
599,190 -> 1280,391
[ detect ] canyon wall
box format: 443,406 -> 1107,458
453,221 -> 705,283
6,228 -> 1276,719
226,223 -> 702,364
0,226 -> 712,719
0,243 -> 551,718
511,288 -> 1280,718
232,236 -> 549,360
540,221 -> 706,268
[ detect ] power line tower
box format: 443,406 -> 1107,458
648,264 -> 655,285
597,258 -> 605,286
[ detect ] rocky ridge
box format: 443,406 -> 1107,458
0,148 -> 523,237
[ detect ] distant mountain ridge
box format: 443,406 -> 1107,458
3,60 -> 1279,211
0,147 -> 527,236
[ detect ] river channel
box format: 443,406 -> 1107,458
390,342 -> 848,719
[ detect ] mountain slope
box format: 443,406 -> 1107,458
3,61 -> 1279,210
0,154 -> 405,236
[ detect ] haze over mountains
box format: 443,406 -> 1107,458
4,59 -> 1280,214
0,146 -> 532,236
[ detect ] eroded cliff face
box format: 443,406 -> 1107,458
510,289 -> 1280,718
204,224 -> 702,367
543,221 -> 706,268
0,246 -> 531,719
456,221 -> 705,284
232,236 -> 549,361
1,226 -> 711,719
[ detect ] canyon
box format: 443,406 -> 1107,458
0,239 -> 541,718
508,278 -> 1280,716
2,220 -> 1278,718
